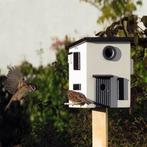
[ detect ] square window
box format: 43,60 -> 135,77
73,84 -> 81,90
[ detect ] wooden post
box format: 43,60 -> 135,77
92,108 -> 108,147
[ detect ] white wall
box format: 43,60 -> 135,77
68,42 -> 87,95
86,42 -> 131,107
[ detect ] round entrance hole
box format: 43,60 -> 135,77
100,84 -> 105,91
103,46 -> 116,60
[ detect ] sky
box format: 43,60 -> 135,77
0,0 -> 146,73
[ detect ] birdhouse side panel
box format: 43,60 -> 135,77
68,43 -> 87,95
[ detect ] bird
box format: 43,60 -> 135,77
4,66 -> 36,111
67,90 -> 96,105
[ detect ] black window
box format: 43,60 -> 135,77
73,84 -> 81,90
118,78 -> 124,100
73,52 -> 80,70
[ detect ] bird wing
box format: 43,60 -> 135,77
78,92 -> 95,104
4,66 -> 24,94
68,90 -> 86,103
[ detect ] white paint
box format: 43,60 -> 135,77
69,44 -> 87,93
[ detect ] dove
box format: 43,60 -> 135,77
4,66 -> 36,110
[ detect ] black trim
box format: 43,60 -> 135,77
93,75 -> 114,79
118,78 -> 124,100
73,52 -> 80,70
68,52 -> 73,55
67,37 -> 135,49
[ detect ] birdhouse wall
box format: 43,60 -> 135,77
68,43 -> 87,95
86,42 -> 131,107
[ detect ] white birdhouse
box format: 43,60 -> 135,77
67,37 -> 132,108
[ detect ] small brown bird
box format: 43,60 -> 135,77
4,66 -> 36,110
67,90 -> 95,105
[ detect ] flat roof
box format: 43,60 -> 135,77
67,37 -> 147,49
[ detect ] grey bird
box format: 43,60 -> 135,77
67,90 -> 95,105
4,66 -> 36,110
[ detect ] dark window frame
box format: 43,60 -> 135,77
73,52 -> 80,70
73,84 -> 81,90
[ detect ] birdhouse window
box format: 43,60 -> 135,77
117,78 -> 124,100
73,84 -> 81,90
73,52 -> 80,70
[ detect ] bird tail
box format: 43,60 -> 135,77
86,98 -> 97,105
5,98 -> 13,111
86,99 -> 108,107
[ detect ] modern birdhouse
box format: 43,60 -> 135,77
67,37 -> 133,108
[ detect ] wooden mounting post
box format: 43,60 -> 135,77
92,108 -> 108,147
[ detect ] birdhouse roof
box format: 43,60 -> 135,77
67,37 -> 136,49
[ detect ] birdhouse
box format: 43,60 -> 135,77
67,37 -> 133,108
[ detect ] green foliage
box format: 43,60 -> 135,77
81,0 -> 142,24
109,109 -> 147,146
18,37 -> 91,146
19,51 -> 70,145
0,36 -> 92,146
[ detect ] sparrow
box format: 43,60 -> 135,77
4,66 -> 36,110
67,90 -> 95,105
